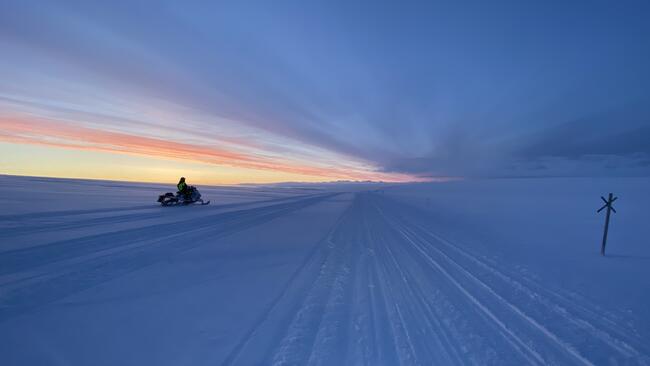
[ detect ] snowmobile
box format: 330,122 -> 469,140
157,186 -> 210,206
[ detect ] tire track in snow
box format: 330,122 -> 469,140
378,195 -> 650,364
349,212 -> 401,366
1,194 -> 320,237
357,202 -> 422,366
373,193 -> 649,365
304,202 -> 370,366
370,211 -> 463,364
223,191 -> 648,365
0,194 -> 338,323
410,224 -> 649,362
223,191 -> 650,365
366,198 -> 484,365
372,203 -> 548,365
385,195 -> 642,346
362,193 -> 473,365
0,194 -> 331,276
398,224 -> 592,365
269,196 -> 361,366
0,205 -> 154,221
371,218 -> 468,365
256,192 -> 548,365
375,232 -> 436,365
220,195 -> 355,366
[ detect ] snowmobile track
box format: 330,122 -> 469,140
0,193 -> 339,323
218,192 -> 650,365
2,187 -> 648,366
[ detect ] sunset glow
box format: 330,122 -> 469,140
2,1 -> 648,183
0,113 -> 421,184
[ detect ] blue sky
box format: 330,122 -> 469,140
1,0 -> 649,182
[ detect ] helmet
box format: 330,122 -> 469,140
179,177 -> 185,182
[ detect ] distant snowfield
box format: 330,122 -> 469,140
1,175 -> 649,365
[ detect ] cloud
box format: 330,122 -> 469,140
1,1 -> 650,180
0,115 -> 417,182
377,102 -> 650,178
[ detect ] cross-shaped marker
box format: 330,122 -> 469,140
597,193 -> 617,256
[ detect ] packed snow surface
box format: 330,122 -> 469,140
1,175 -> 649,365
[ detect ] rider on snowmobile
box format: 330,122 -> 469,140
177,177 -> 190,199
157,177 -> 208,206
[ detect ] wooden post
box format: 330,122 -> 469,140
597,193 -> 617,256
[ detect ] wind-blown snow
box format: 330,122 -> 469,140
1,175 -> 649,365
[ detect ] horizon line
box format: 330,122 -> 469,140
0,173 -> 446,188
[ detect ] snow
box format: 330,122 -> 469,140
1,174 -> 649,365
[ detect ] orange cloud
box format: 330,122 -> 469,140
0,115 -> 421,182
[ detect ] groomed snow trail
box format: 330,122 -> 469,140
225,192 -> 650,366
0,193 -> 338,322
1,183 -> 648,365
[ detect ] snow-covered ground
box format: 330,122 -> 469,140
1,175 -> 649,365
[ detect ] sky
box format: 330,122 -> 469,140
1,0 -> 649,184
